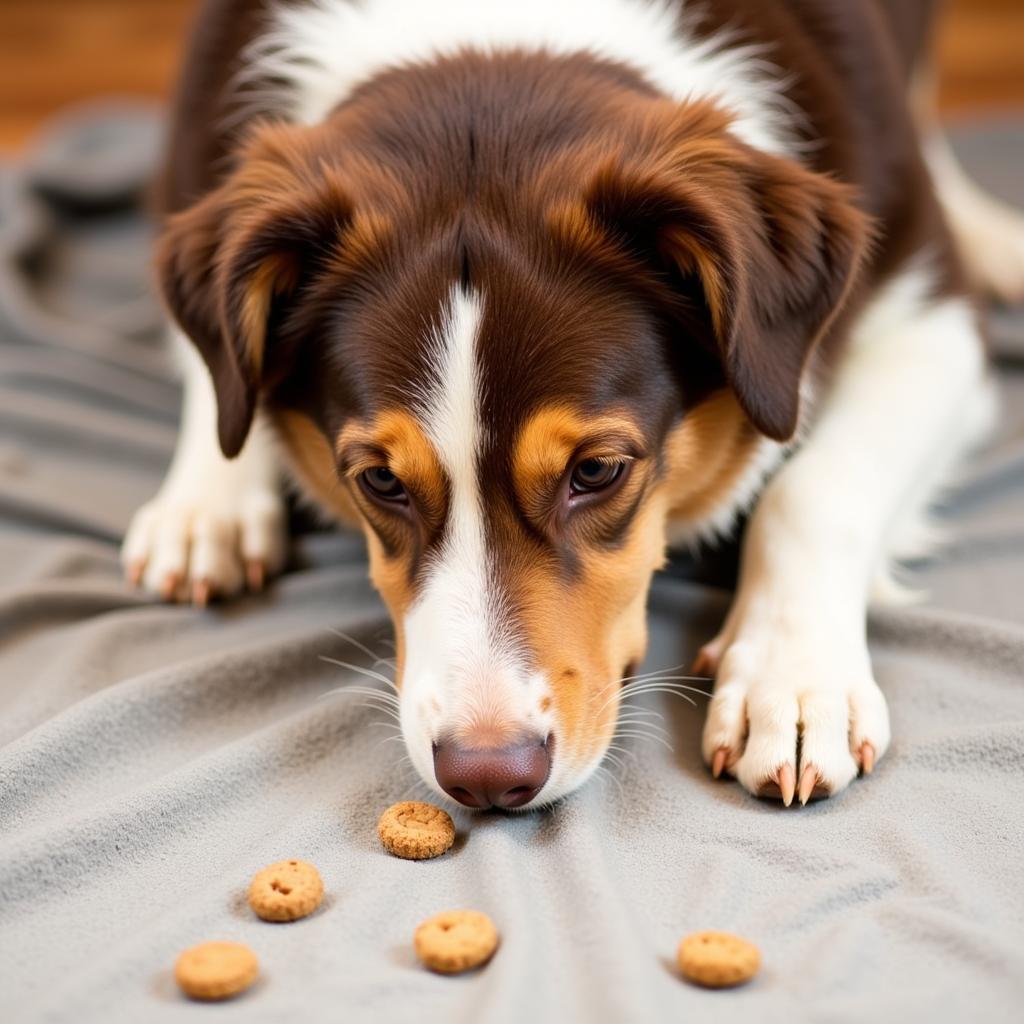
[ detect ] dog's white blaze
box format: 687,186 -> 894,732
401,289 -> 552,798
408,290 -> 501,687
241,0 -> 802,156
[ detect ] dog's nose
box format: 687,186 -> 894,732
433,738 -> 551,809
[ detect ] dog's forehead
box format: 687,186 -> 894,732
477,264 -> 669,417
359,293 -> 671,446
373,288 -> 667,461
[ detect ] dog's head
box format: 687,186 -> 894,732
158,69 -> 867,808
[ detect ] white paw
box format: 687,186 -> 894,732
697,627 -> 890,805
121,483 -> 287,605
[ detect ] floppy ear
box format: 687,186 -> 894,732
156,126 -> 353,457
583,139 -> 871,440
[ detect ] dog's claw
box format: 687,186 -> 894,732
246,560 -> 265,592
126,561 -> 145,587
798,764 -> 820,806
160,572 -> 181,601
758,764 -> 796,806
711,747 -> 728,779
691,644 -> 720,678
192,579 -> 212,608
860,741 -> 875,775
778,763 -> 795,807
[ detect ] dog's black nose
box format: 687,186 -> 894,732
433,738 -> 551,809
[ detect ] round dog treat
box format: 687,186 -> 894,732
414,910 -> 499,974
378,801 -> 455,860
174,941 -> 259,1001
247,859 -> 324,922
677,931 -> 761,988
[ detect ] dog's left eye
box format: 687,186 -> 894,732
570,458 -> 625,495
360,466 -> 407,504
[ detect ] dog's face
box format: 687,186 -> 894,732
315,275 -> 687,805
159,90 -> 866,807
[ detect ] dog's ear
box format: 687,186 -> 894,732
581,133 -> 871,440
156,125 -> 353,457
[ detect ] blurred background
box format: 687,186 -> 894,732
1,0 -> 1023,153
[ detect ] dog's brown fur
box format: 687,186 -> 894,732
153,0 -> 962,785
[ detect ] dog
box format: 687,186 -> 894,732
123,0 -> 1023,810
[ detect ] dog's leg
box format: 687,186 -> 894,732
121,330 -> 287,604
912,70 -> 1024,303
697,264 -> 996,804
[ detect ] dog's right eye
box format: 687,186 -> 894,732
360,467 -> 408,504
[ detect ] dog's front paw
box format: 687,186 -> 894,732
698,628 -> 890,805
121,482 -> 286,605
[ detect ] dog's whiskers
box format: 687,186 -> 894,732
318,655 -> 397,690
615,705 -> 665,720
614,717 -> 674,735
613,727 -> 674,750
617,688 -> 697,710
602,748 -> 630,771
371,733 -> 407,756
616,708 -> 669,726
598,677 -> 709,715
615,724 -> 670,744
318,683 -> 399,706
618,663 -> 688,684
620,687 -> 699,704
318,684 -> 401,726
592,764 -> 626,799
605,742 -> 639,764
327,627 -> 392,663
622,675 -> 712,688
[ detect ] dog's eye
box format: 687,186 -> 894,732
570,458 -> 625,495
360,466 -> 407,503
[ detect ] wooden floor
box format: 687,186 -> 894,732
1,0 -> 1023,153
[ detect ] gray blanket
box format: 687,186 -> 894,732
1,103 -> 1023,1023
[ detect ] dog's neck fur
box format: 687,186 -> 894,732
238,0 -> 801,157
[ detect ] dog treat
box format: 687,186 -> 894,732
378,801 -> 456,860
677,931 -> 761,988
247,859 -> 324,922
174,941 -> 259,1001
414,910 -> 499,974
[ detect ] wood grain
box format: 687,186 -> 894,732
937,0 -> 1024,114
0,0 -> 1022,152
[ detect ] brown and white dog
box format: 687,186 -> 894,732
123,0 -> 1023,810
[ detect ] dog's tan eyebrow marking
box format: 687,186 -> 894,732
336,440 -> 391,478
512,405 -> 647,497
336,410 -> 447,521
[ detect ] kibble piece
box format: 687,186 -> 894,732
247,859 -> 324,922
414,910 -> 499,974
378,801 -> 455,860
677,931 -> 761,988
245,860 -> 321,925
174,941 -> 259,1001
